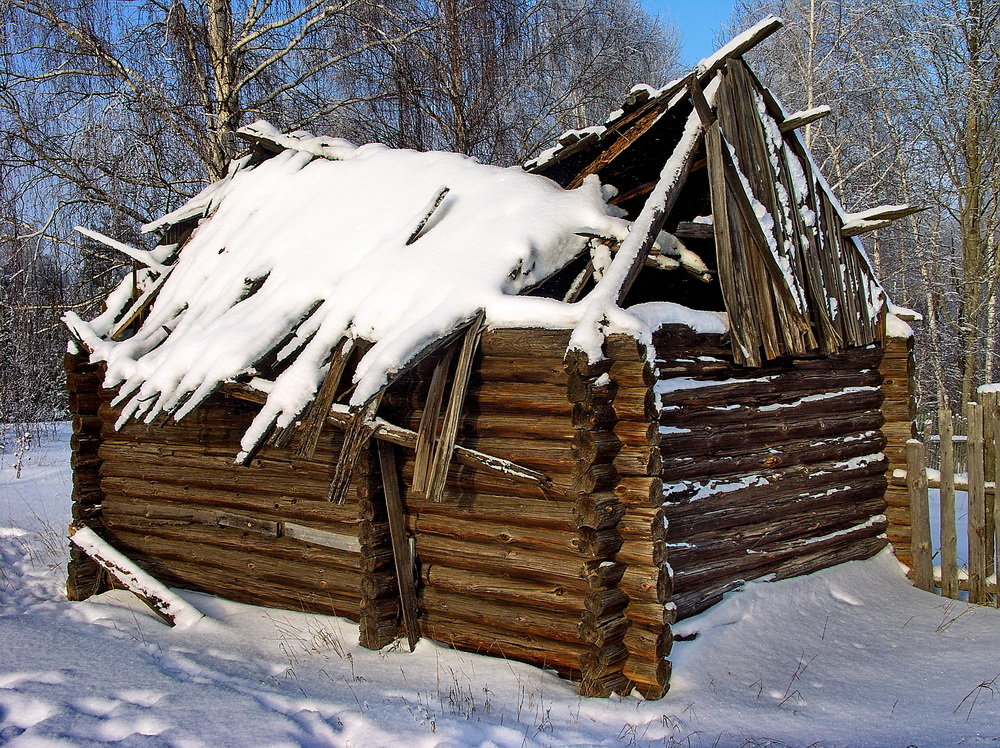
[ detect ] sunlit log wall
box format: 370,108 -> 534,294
655,324 -> 890,621
67,324 -> 900,700
878,334 -> 916,566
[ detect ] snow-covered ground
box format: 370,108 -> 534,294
3,424 -> 1000,747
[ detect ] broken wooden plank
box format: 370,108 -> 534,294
296,338 -> 354,459
412,349 -> 455,494
282,522 -> 361,553
778,105 -> 831,132
841,205 -> 925,236
69,525 -> 205,627
426,312 -> 486,502
377,441 -> 421,651
75,226 -> 170,273
406,186 -> 450,245
328,392 -> 384,504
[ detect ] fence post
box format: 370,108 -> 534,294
992,396 -> 1000,607
968,402 -> 987,604
907,438 -> 933,592
939,405 -> 958,599
981,389 -> 997,588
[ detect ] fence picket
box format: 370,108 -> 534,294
967,403 -> 987,604
907,439 -> 933,591
939,405 -> 958,599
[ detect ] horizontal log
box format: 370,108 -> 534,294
659,387 -> 883,429
664,469 -> 886,533
478,328 -> 571,358
101,505 -> 364,572
421,586 -> 586,644
658,411 -> 884,458
104,529 -> 365,612
420,613 -> 583,678
415,534 -> 624,589
100,475 -> 359,525
423,564 -> 590,613
671,515 -> 886,594
412,514 -> 620,558
615,477 -> 662,506
660,430 -> 885,481
474,356 -> 568,385
122,550 -> 362,621
668,495 -> 886,575
619,565 -> 670,603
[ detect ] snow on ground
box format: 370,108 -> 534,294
3,425 -> 1000,747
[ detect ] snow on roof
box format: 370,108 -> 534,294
65,132 -> 643,455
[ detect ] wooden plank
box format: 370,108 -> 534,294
939,406 -> 959,599
426,313 -> 486,502
296,338 -> 353,459
328,393 -> 384,504
968,403 -> 988,604
906,439 -> 933,591
377,441 -> 420,651
412,349 -> 455,493
282,522 -> 361,553
779,105 -> 831,132
69,525 -> 204,627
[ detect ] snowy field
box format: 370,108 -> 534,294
3,425 -> 1000,747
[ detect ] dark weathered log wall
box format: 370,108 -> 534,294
65,351 -> 110,600
655,324 -> 889,621
93,394 -> 373,626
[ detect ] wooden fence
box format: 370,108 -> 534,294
903,385 -> 1000,604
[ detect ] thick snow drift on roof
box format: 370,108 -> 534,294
68,139 -> 627,452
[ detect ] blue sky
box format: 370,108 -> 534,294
641,0 -> 738,67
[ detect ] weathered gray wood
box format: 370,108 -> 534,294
377,441 -> 421,651
426,313 -> 485,502
296,338 -> 353,459
328,393 -> 384,503
69,525 -> 204,627
968,403 -> 988,604
993,403 -> 1000,607
939,406 -> 959,599
412,350 -> 454,494
282,522 -> 362,553
907,439 -> 933,591
406,186 -> 450,245
778,105 -> 831,132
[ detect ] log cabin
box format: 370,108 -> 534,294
64,17 -> 917,700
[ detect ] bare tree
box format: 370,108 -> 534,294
337,0 -> 681,165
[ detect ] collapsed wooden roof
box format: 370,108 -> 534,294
62,16 -> 911,503
527,15 -> 919,367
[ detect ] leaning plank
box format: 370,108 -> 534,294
412,349 -> 455,494
377,441 -> 421,651
328,393 -> 384,503
75,226 -> 169,273
906,439 -> 933,592
69,525 -> 204,627
109,268 -> 174,340
296,338 -> 354,459
426,312 -> 486,502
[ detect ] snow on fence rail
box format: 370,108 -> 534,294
897,386 -> 1000,605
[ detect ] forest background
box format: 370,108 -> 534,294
1,0 -> 997,437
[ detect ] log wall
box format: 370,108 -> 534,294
879,334 -> 916,566
66,324 -> 901,700
65,350 -> 110,600
93,395 -> 371,625
654,325 -> 890,621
